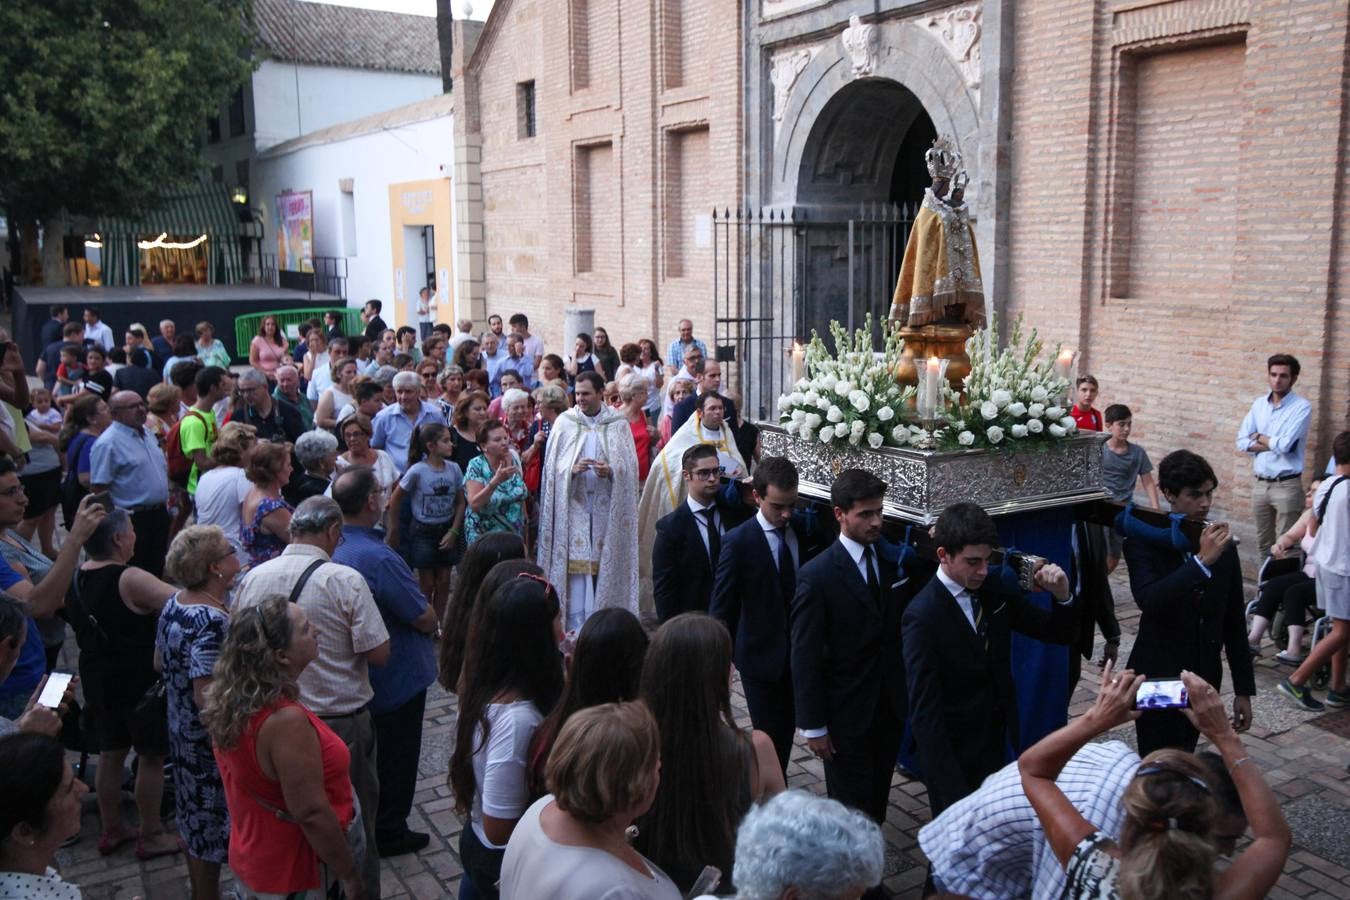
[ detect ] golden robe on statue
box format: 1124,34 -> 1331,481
888,188 -> 985,329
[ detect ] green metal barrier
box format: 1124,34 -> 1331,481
234,307 -> 361,354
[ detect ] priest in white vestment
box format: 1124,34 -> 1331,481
537,371 -> 641,631
637,392 -> 749,618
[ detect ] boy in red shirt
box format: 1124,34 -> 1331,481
1069,375 -> 1103,432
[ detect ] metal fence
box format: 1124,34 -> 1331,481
250,252 -> 349,301
713,202 -> 916,421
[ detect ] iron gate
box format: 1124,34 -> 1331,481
712,202 -> 916,421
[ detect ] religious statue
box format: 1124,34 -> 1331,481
888,137 -> 985,329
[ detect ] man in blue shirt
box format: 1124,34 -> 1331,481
371,372 -> 447,474
667,318 -> 709,373
481,332 -> 508,397
90,391 -> 171,577
332,465 -> 438,857
500,333 -> 538,390
1235,353 -> 1313,556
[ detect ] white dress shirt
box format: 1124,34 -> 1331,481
756,510 -> 797,570
1235,390 -> 1313,478
686,495 -> 722,558
936,566 -> 980,632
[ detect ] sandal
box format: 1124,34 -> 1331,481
134,831 -> 185,861
97,827 -> 135,856
1276,651 -> 1305,666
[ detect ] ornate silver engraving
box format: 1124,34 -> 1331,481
922,2 -> 983,95
840,14 -> 879,79
759,425 -> 1105,523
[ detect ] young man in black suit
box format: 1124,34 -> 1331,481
790,468 -> 911,829
1125,449 -> 1254,754
710,456 -> 825,772
362,299 -> 388,341
651,444 -> 742,622
903,502 -> 1076,816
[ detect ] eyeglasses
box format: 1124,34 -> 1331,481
690,466 -> 725,481
0,483 -> 25,497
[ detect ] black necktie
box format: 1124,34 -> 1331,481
775,527 -> 796,603
970,591 -> 988,649
700,507 -> 721,565
863,545 -> 881,602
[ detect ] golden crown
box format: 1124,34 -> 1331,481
925,137 -> 963,181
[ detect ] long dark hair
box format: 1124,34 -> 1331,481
449,573 -> 564,815
407,422 -> 450,471
0,733 -> 66,847
635,613 -> 754,880
59,393 -> 104,451
438,533 -> 527,690
528,608 -> 649,796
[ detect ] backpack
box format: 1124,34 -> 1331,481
164,408 -> 209,487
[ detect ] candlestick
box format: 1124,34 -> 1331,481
790,341 -> 805,384
923,356 -> 942,419
1054,348 -> 1076,381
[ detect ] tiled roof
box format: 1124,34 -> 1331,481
254,0 -> 442,76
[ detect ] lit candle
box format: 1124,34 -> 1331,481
924,356 -> 942,419
1055,349 -> 1075,380
790,341 -> 805,383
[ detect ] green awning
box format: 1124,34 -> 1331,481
98,181 -> 244,286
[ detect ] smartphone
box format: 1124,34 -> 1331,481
686,866 -> 721,899
37,672 -> 73,709
91,493 -> 115,514
1135,677 -> 1189,710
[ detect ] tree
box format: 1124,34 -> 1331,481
436,0 -> 455,93
0,0 -> 256,285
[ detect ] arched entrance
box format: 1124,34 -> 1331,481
793,79 -> 936,344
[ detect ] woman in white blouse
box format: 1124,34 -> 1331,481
501,701 -> 680,900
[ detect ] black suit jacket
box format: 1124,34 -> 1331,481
364,316 -> 388,341
710,515 -> 825,681
790,540 -> 912,739
671,391 -> 739,435
903,574 -> 1077,814
652,501 -> 745,623
1123,537 -> 1255,696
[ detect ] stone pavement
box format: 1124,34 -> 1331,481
54,568 -> 1350,899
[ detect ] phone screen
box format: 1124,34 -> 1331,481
37,672 -> 73,709
1135,678 -> 1188,710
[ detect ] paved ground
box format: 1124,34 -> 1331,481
51,568 -> 1350,899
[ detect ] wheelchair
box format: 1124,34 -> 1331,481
1245,551 -> 1332,690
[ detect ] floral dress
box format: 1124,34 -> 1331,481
241,495 -> 292,567
155,595 -> 230,862
465,452 -> 528,544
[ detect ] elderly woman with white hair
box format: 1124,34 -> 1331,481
726,790 -> 885,900
619,374 -> 655,482
502,387 -> 532,455
287,429 -> 339,506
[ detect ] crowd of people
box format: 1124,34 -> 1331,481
0,303 -> 1338,899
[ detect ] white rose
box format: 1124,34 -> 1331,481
850,419 -> 866,435
848,430 -> 863,446
980,401 -> 999,421
790,392 -> 806,405
1011,424 -> 1028,439
1049,423 -> 1067,438
791,409 -> 806,423
819,427 -> 834,444
849,390 -> 870,413
1026,418 -> 1044,434
826,405 -> 843,423
867,432 -> 884,449
1059,416 -> 1078,431
834,380 -> 852,396
784,421 -> 798,436
777,395 -> 792,412
804,391 -> 820,405
1028,403 -> 1045,419
877,405 -> 894,422
1007,402 -> 1027,418
816,397 -> 830,411
837,423 -> 853,439
912,428 -> 931,444
1045,406 -> 1065,420
909,424 -> 926,435
805,412 -> 822,429
891,426 -> 909,444
991,389 -> 1013,408
821,374 -> 838,390
1030,385 -> 1049,403
795,378 -> 809,391
800,426 -> 813,440
987,425 -> 1005,444
958,430 -> 975,446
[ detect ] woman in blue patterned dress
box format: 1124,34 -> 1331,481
240,441 -> 293,567
156,525 -> 239,900
465,420 -> 528,544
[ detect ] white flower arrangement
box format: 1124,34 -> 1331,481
936,315 -> 1078,451
779,315 -> 917,450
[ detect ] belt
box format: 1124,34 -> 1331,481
128,502 -> 168,513
1255,473 -> 1301,483
319,705 -> 369,721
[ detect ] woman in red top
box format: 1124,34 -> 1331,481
202,595 -> 365,900
619,374 -> 656,482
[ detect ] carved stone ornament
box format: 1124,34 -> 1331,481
840,14 -> 879,79
922,2 -> 983,93
770,47 -> 813,121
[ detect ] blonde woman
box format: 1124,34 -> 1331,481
193,422 -> 258,552
315,357 -> 359,430
203,596 -> 365,900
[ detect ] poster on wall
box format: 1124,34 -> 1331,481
275,190 -> 314,273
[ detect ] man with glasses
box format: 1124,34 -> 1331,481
90,390 -> 171,576
229,368 -> 304,445
651,444 -> 744,623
